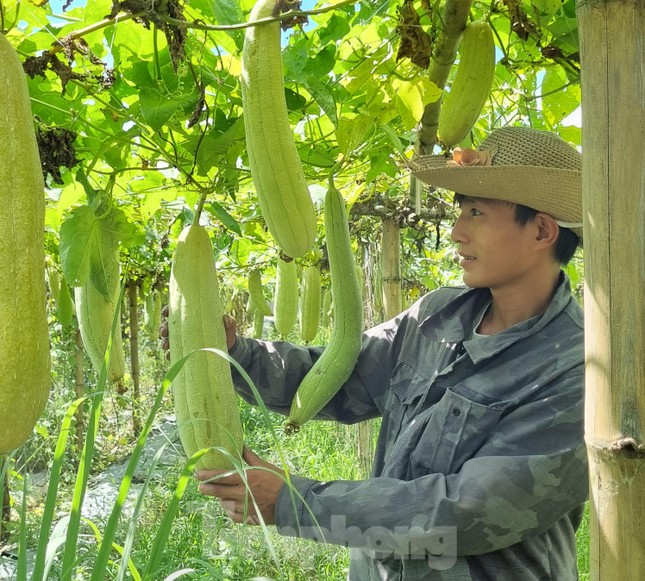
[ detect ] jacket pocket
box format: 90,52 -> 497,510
382,363 -> 436,447
409,387 -> 505,477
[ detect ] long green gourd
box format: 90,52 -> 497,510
241,0 -> 317,259
144,289 -> 162,340
251,308 -> 265,339
48,267 -> 61,302
320,289 -> 332,329
247,268 -> 272,316
168,224 -> 243,470
0,33 -> 51,453
438,20 -> 496,147
285,181 -> 363,433
299,264 -> 321,344
274,257 -> 298,338
75,266 -> 126,383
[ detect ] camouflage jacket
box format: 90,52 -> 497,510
229,273 -> 588,580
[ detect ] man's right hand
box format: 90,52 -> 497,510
223,314 -> 237,350
160,308 -> 238,359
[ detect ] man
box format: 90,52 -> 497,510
196,126 -> 588,580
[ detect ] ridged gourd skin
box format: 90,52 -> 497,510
168,224 -> 243,470
247,269 -> 272,316
299,265 -> 321,344
48,268 -> 61,302
274,257 -> 298,337
320,289 -> 332,329
286,184 -> 363,432
252,308 -> 265,339
438,21 -> 496,147
75,270 -> 126,383
144,290 -> 162,339
0,33 -> 52,454
241,0 -> 317,259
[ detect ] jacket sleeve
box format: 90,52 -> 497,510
228,309 -> 408,425
273,369 -> 587,557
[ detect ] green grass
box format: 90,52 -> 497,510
7,395 -> 592,580
577,503 -> 591,579
5,320 -> 591,580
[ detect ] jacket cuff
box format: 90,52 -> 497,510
228,335 -> 252,369
275,475 -> 320,540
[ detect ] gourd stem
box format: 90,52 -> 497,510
195,190 -> 208,222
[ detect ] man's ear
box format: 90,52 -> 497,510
534,213 -> 560,246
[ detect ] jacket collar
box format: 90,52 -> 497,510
418,272 -> 580,364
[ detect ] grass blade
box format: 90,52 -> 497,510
30,398 -> 85,581
59,282 -> 126,580
115,444 -> 168,581
89,372 -> 174,581
16,465 -> 28,581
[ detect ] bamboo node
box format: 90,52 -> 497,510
610,437 -> 645,457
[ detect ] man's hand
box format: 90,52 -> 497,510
195,446 -> 286,526
223,314 -> 237,350
160,310 -> 238,359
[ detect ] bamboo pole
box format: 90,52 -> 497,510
355,243 -> 374,479
381,218 -> 403,319
127,280 -> 142,435
577,0 -> 645,577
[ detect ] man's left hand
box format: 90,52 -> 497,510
195,446 -> 286,526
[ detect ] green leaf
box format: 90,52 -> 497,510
60,206 -> 141,299
303,45 -> 337,78
211,0 -> 245,50
59,206 -> 100,289
336,116 -> 371,157
318,14 -> 351,44
283,37 -> 309,83
378,124 -> 406,154
542,68 -> 580,125
284,88 -> 307,112
123,61 -> 155,90
206,201 -> 242,235
392,77 -> 441,131
305,77 -> 338,126
545,18 -> 579,53
230,238 -> 253,266
298,143 -> 337,168
532,0 -> 566,16
138,87 -> 181,131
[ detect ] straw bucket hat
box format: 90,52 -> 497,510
409,126 -> 583,241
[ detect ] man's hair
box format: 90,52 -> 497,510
453,193 -> 579,265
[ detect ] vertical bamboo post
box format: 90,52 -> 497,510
382,217 -> 402,319
354,243 -> 374,478
577,0 -> 645,578
127,280 -> 142,435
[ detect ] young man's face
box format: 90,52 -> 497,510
450,196 -> 541,290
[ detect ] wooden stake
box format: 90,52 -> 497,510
127,280 -> 142,435
381,218 -> 402,319
577,0 -> 645,577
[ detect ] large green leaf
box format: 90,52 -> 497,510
59,206 -> 141,298
305,77 -> 338,126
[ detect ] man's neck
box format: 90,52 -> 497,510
478,268 -> 561,335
